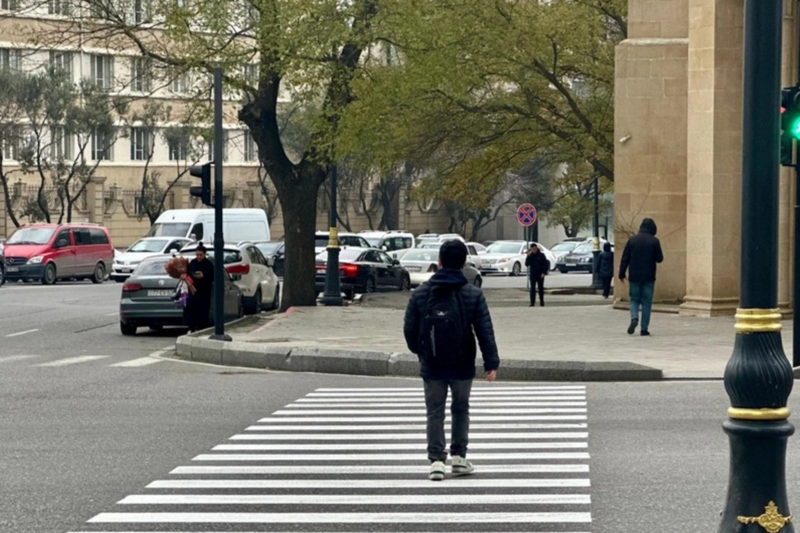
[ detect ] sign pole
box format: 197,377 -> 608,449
209,67 -> 230,342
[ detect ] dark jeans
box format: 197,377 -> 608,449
629,281 -> 655,332
423,378 -> 473,462
529,276 -> 544,305
601,276 -> 612,298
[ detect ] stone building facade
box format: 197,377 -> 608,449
615,0 -> 799,315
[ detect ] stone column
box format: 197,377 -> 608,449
614,0 -> 689,303
173,180 -> 191,210
85,176 -> 107,224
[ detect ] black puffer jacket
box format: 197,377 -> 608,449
403,268 -> 500,380
619,218 -> 664,283
598,242 -> 614,278
525,251 -> 550,279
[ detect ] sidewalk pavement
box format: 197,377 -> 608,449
174,292 -> 797,381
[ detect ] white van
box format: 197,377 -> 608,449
146,209 -> 270,244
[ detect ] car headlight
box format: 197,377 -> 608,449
581,257 -> 592,263
28,255 -> 43,264
499,257 -> 511,263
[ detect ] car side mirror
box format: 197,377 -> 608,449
54,239 -> 68,249
467,261 -> 476,268
392,259 -> 400,266
381,245 -> 389,251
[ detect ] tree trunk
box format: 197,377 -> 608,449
0,173 -> 20,229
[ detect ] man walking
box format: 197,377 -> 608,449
525,243 -> 549,307
598,242 -> 614,299
619,218 -> 664,336
403,240 -> 500,481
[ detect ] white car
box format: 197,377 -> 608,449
399,248 -> 483,288
415,241 -> 484,270
360,230 -> 416,252
315,231 -> 371,254
479,240 -> 531,276
466,242 -> 488,255
181,242 -> 280,314
111,237 -> 192,282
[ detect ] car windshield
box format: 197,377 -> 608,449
133,257 -> 171,276
127,239 -> 168,253
316,249 -> 363,262
181,249 -> 242,264
551,242 -> 578,252
315,236 -> 329,248
7,227 -> 56,245
573,243 -> 594,254
147,222 -> 190,238
364,237 -> 381,247
402,250 -> 438,262
487,243 -> 523,254
256,242 -> 282,255
420,243 -> 441,249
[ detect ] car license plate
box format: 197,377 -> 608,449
6,267 -> 18,272
405,266 -> 420,272
121,268 -> 132,273
147,290 -> 172,297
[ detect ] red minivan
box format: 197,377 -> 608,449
3,223 -> 114,285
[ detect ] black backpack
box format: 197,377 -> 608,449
418,287 -> 469,366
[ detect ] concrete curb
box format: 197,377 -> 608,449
174,336 -> 664,382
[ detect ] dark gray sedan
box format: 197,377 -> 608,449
119,255 -> 244,336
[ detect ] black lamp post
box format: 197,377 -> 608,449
590,174 -> 602,290
321,164 -> 343,306
718,1 -> 794,531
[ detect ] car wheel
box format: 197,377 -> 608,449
558,267 -> 568,274
0,266 -> 4,287
120,321 -> 137,336
268,283 -> 280,310
365,277 -> 376,294
91,263 -> 105,284
400,275 -> 411,291
473,276 -> 482,288
237,296 -> 244,318
245,289 -> 261,315
42,263 -> 57,285
511,262 -> 521,276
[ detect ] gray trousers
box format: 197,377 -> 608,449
423,378 -> 473,462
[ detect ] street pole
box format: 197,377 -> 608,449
209,67 -> 231,341
321,164 -> 343,306
591,174 -> 602,290
718,1 -> 794,531
794,0 -> 800,369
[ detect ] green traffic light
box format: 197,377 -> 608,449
792,117 -> 800,139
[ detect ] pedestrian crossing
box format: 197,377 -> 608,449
70,385 -> 592,533
0,353 -> 169,368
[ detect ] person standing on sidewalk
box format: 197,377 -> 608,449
619,218 -> 664,336
183,243 -> 215,332
598,242 -> 614,299
403,240 -> 500,481
525,244 -> 549,307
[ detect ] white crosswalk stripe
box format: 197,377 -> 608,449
109,357 -> 164,368
36,355 -> 109,367
72,386 -> 593,532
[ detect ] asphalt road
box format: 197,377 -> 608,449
3,280 -> 800,533
482,271 -> 593,290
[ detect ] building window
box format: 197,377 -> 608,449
1,0 -> 18,11
48,0 -> 72,15
0,49 -> 22,72
244,130 -> 256,162
90,55 -> 114,91
133,0 -> 151,24
2,133 -> 19,161
130,57 -> 151,93
170,70 -> 190,94
49,51 -> 73,78
168,136 -> 187,161
130,127 -> 151,161
243,63 -> 258,86
50,127 -> 73,160
207,131 -> 228,162
91,129 -> 113,161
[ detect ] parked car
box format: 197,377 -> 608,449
119,255 -> 243,336
3,223 -> 113,285
255,241 -> 285,278
147,208 -> 270,244
359,230 -> 416,253
399,248 -> 483,288
181,242 -> 280,315
479,240 -> 530,276
315,247 -> 411,299
111,237 -> 192,282
416,241 -> 484,270
550,239 -> 584,264
466,242 -> 488,254
557,239 -> 610,273
314,231 -> 371,254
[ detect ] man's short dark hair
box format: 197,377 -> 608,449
439,240 -> 468,269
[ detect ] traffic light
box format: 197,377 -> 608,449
781,86 -> 800,167
189,162 -> 212,206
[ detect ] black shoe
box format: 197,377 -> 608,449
627,318 -> 639,335
641,330 -> 650,337
529,303 -> 535,307
540,302 -> 545,307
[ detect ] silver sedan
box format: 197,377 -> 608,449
399,249 -> 482,288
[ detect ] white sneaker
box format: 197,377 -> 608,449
429,461 -> 445,481
451,455 -> 475,476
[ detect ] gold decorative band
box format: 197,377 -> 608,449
734,308 -> 782,333
328,227 -> 339,248
728,407 -> 790,421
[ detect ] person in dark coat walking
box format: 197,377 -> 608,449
182,243 -> 215,332
525,244 -> 549,307
404,240 -> 500,481
619,218 -> 664,336
597,242 -> 614,299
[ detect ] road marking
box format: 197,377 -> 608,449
5,328 -> 39,338
106,312 -> 119,317
110,357 -> 164,368
230,432 -> 589,440
88,512 -> 593,524
192,452 -> 591,461
148,478 -> 591,489
213,442 -> 588,451
274,408 -> 587,415
314,386 -> 586,392
244,423 -> 589,431
36,355 -> 109,367
170,464 -> 590,475
295,395 -> 588,402
307,390 -> 587,397
119,494 -> 592,505
0,355 -> 39,363
285,401 -> 588,408
258,415 -> 588,422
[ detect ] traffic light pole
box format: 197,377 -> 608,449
321,164 -> 343,306
794,0 -> 800,368
209,67 -> 231,342
718,1 -> 794,531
